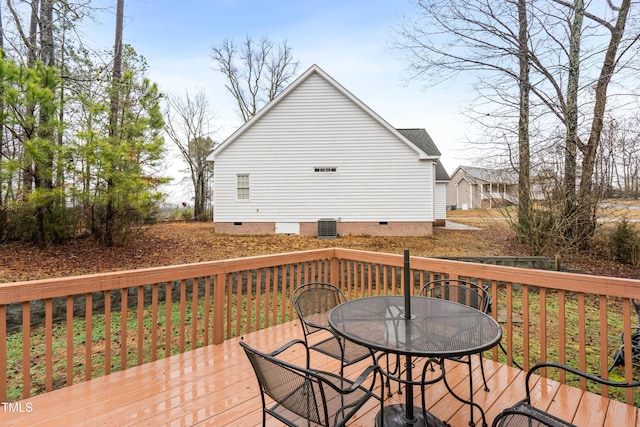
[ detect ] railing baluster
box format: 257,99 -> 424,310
598,295 -> 609,396
227,273 -> 233,338
490,280 -> 499,361
179,279 -> 186,353
204,276 -> 211,345
271,268 -> 278,327
558,289 -> 567,381
360,262 -> 365,297
0,304 -> 6,402
281,266 -> 288,322
235,273 -> 242,338
120,288 -> 128,370
165,281 -> 172,358
577,292 -> 586,383
254,271 -> 261,333
192,277 -> 199,349
245,271 -> 253,335
505,282 -> 513,368
45,298 -> 52,392
262,270 -> 270,330
622,298 -> 633,403
105,290 -> 111,374
540,287 -> 548,371
137,285 -> 144,364
85,293 -> 92,380
66,296 -> 73,386
151,284 -> 158,361
522,285 -> 530,371
213,272 -> 225,345
21,301 -> 30,398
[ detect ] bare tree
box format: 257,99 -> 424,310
395,0 -> 640,251
164,90 -> 216,220
395,0 -> 536,243
210,36 -> 299,122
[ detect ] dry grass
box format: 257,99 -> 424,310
0,222 -> 520,283
2,202 -> 640,283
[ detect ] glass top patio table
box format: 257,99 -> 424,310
328,295 -> 502,427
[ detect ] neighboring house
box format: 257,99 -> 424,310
208,64 -> 447,237
446,166 -> 518,210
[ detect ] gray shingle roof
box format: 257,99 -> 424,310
434,160 -> 450,181
396,128 -> 449,181
396,128 -> 441,157
459,166 -> 518,184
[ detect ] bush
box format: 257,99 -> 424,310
181,208 -> 194,221
514,209 -> 556,255
608,219 -> 640,267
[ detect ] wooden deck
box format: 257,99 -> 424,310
1,320 -> 638,427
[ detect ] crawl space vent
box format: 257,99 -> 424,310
317,219 -> 337,239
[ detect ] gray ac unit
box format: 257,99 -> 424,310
317,219 -> 337,239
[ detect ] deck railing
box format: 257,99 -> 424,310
1,247 -> 638,404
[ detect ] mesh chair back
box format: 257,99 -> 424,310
241,341 -> 326,425
241,339 -> 380,427
293,283 -> 347,335
421,279 -> 489,313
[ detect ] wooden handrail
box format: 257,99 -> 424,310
0,248 -> 638,405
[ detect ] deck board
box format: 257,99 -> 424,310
0,320 -> 637,426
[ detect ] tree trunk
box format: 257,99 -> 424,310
576,0 -> 632,246
105,0 -> 125,246
0,3 -> 5,240
23,0 -> 40,196
34,0 -> 55,247
562,0 -> 584,245
517,0 -> 532,233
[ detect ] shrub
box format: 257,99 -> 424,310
608,219 -> 640,267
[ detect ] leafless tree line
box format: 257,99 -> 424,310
395,0 -> 640,252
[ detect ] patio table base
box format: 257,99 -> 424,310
376,404 -> 447,427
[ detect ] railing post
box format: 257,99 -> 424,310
0,304 -> 6,402
213,273 -> 226,344
331,254 -> 339,287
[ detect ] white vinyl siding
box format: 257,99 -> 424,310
213,73 -> 435,223
435,182 -> 447,221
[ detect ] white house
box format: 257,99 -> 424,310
208,65 -> 448,237
446,166 -> 519,210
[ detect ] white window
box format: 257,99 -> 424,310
237,174 -> 249,200
314,167 -> 337,173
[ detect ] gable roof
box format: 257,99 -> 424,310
208,65 -> 439,161
396,128 -> 441,157
434,161 -> 450,182
455,166 -> 518,185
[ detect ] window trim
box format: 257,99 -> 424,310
237,174 -> 250,200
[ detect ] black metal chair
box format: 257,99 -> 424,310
608,300 -> 640,372
292,282 -> 373,375
492,361 -> 640,427
240,338 -> 383,427
420,279 -> 492,427
608,326 -> 640,372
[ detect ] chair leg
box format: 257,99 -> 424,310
477,353 -> 489,392
467,360 -> 475,426
384,354 -> 402,396
466,356 -> 489,427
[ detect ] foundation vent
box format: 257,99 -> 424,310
317,219 -> 337,239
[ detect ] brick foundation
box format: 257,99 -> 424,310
216,221 -> 433,237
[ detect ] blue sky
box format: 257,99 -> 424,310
93,0 -> 472,201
